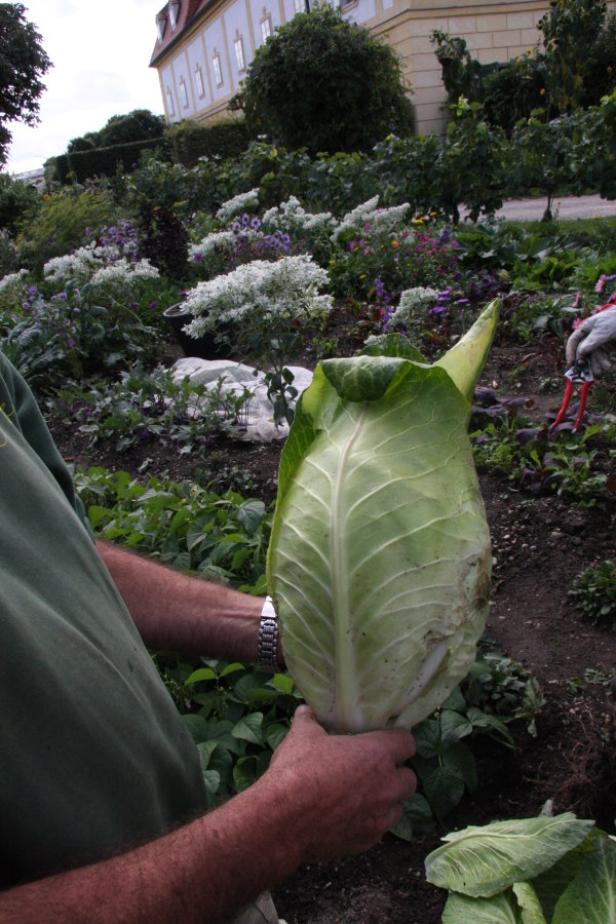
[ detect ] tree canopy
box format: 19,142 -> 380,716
233,6 -> 414,155
0,3 -> 51,165
66,110 -> 166,154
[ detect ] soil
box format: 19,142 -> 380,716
48,322 -> 616,924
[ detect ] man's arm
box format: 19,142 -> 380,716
0,707 -> 416,924
96,540 -> 270,663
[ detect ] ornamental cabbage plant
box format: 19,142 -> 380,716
267,300 -> 499,733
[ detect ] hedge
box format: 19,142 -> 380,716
166,118 -> 257,167
47,137 -> 171,184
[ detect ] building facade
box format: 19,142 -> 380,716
149,1 -> 612,136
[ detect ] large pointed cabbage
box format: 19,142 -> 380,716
267,300 -> 499,733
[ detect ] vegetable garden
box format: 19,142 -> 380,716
1,162 -> 616,922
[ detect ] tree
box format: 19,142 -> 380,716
232,6 -> 414,155
0,3 -> 51,164
67,110 -> 165,154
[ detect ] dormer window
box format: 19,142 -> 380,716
194,63 -> 205,99
260,13 -> 272,43
169,1 -> 180,30
179,76 -> 189,108
212,52 -> 223,87
165,86 -> 175,116
156,13 -> 167,40
234,36 -> 245,72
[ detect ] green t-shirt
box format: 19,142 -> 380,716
0,353 -> 207,888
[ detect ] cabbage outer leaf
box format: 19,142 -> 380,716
442,890 -> 522,923
552,834 -> 616,924
425,813 -> 595,898
268,325 -> 493,732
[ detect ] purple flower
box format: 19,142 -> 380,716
231,220 -> 241,234
149,300 -> 158,310
192,252 -> 204,264
430,305 -> 449,316
27,286 -> 38,297
250,217 -> 262,230
241,213 -> 251,227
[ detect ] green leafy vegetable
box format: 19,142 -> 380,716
425,813 -> 594,898
442,890 -> 522,924
551,836 -> 616,924
268,300 -> 499,732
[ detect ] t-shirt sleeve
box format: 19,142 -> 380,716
0,351 -> 91,531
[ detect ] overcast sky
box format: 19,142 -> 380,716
6,0 -> 164,175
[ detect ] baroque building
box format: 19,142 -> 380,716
148,1 -> 591,136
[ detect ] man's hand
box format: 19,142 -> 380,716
566,306 -> 616,377
264,704 -> 416,862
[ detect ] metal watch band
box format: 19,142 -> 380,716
256,595 -> 279,672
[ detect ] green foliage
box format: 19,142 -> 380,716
0,264 -> 168,390
68,109 -> 166,153
433,1 -> 616,131
48,136 -> 170,185
438,99 -> 508,223
0,3 -> 51,164
235,6 -> 414,155
16,185 -> 124,272
167,118 -> 256,167
75,468 -> 270,590
539,0 -> 607,112
510,110 -> 584,220
52,366 -> 251,454
0,171 -> 39,233
137,202 -> 189,278
571,560 -> 616,627
472,417 -> 614,505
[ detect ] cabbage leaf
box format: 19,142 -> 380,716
267,300 -> 499,732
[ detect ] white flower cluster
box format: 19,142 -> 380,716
189,230 -> 237,262
261,197 -> 334,235
216,188 -> 260,223
43,248 -> 103,284
184,254 -> 333,335
332,196 -> 411,241
0,268 -> 28,294
88,258 -> 159,288
390,287 -> 439,326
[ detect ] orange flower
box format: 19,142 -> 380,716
391,240 -> 400,249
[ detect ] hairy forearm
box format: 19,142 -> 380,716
0,772 -> 303,924
96,540 -> 264,661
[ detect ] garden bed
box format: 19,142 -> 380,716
48,329 -> 616,924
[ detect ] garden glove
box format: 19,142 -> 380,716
566,305 -> 616,378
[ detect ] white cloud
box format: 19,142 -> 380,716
6,0 -> 164,174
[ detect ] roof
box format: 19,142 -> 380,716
150,0 -> 216,67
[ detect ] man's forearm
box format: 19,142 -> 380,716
0,771 -> 302,924
96,540 -> 264,661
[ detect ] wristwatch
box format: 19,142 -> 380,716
256,595 -> 279,672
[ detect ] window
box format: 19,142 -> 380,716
194,63 -> 205,99
212,53 -> 223,87
156,14 -> 167,40
179,76 -> 189,108
165,86 -> 175,116
168,1 -> 180,30
260,14 -> 272,43
234,37 -> 245,72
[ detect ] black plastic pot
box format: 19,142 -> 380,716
163,303 -> 229,360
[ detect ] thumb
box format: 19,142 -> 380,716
566,316 -> 595,365
292,703 -> 320,730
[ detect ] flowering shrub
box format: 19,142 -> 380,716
261,196 -> 334,236
185,254 -> 331,334
184,255 -> 332,423
189,217 -> 292,280
389,286 -> 440,330
216,188 -> 260,223
331,196 -> 410,243
329,220 -> 462,303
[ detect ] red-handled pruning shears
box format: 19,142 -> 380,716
550,359 -> 593,433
